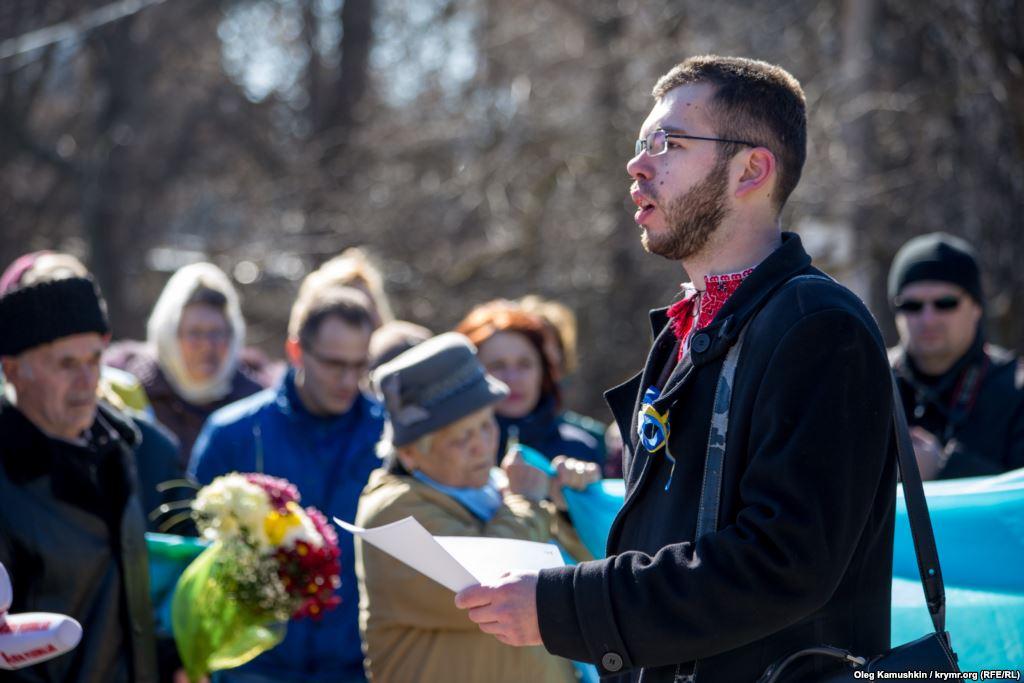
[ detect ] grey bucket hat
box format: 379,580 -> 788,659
372,332 -> 509,447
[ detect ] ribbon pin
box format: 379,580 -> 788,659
637,386 -> 670,453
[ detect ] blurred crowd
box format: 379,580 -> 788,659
0,232 -> 1020,682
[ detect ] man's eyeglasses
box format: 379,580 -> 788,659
893,295 -> 962,314
634,129 -> 757,157
303,346 -> 369,377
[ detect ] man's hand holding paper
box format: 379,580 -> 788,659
455,571 -> 543,647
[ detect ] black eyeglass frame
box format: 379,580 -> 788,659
635,128 -> 758,156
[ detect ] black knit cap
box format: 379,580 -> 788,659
887,232 -> 983,304
0,277 -> 110,356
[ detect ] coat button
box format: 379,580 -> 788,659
602,652 -> 623,672
691,333 -> 710,353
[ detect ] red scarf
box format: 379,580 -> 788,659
666,269 -> 754,360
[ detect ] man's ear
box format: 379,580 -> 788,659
0,356 -> 17,384
734,147 -> 776,200
285,338 -> 303,367
1,354 -> 32,387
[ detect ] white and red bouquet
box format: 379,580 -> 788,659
172,473 -> 341,682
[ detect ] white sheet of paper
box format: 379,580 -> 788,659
435,536 -> 564,584
335,516 -> 564,592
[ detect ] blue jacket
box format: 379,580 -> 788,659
189,370 -> 385,683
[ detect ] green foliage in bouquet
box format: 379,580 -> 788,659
172,539 -> 288,681
171,473 -> 342,682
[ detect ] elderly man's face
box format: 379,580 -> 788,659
2,333 -> 104,440
401,406 -> 499,489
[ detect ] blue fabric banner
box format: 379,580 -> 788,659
558,469 -> 1024,669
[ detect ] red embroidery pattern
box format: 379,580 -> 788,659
666,290 -> 698,346
667,268 -> 754,359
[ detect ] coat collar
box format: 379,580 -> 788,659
648,232 -> 812,340
0,400 -> 54,481
647,232 -> 812,405
0,399 -> 139,481
0,399 -> 139,519
613,232 -> 815,459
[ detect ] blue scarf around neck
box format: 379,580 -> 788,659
412,469 -> 504,522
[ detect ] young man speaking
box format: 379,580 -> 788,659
457,56 -> 897,682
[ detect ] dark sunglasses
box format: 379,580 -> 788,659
894,295 -> 962,314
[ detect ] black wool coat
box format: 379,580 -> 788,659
0,400 -> 158,683
537,233 -> 898,682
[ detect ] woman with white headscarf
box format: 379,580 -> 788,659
107,263 -> 265,465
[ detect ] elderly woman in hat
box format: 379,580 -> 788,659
354,333 -> 586,683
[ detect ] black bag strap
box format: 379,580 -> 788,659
890,372 -> 947,633
695,273 -> 947,634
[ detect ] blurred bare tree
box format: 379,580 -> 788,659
1,0 -> 1021,419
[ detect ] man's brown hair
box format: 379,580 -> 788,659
653,55 -> 807,211
288,285 -> 374,348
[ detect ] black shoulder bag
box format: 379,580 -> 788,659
695,276 -> 959,682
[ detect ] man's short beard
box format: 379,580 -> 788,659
641,154 -> 731,261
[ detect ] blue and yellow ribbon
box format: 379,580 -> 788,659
637,387 -> 671,453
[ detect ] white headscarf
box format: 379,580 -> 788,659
146,262 -> 246,405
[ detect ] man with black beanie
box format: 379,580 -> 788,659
0,276 -> 159,682
888,232 -> 1024,480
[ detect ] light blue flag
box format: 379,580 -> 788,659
556,467 -> 1024,670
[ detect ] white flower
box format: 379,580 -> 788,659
194,473 -> 272,548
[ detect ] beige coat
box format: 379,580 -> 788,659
354,469 -> 583,683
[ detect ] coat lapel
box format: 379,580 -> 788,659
604,372 -> 642,477
604,316 -> 699,551
659,348 -> 695,405
624,320 -> 678,478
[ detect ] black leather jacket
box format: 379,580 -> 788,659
0,399 -> 158,682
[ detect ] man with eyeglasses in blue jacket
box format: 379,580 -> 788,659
888,232 -> 1024,480
189,284 -> 385,683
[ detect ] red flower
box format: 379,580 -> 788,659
244,473 -> 300,512
270,507 -> 342,621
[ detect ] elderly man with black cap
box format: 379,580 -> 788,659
354,332 -> 589,683
0,276 -> 158,682
888,232 -> 1024,480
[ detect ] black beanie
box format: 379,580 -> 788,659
0,277 -> 110,357
887,232 -> 983,304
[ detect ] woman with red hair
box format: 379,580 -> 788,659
456,300 -> 605,468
